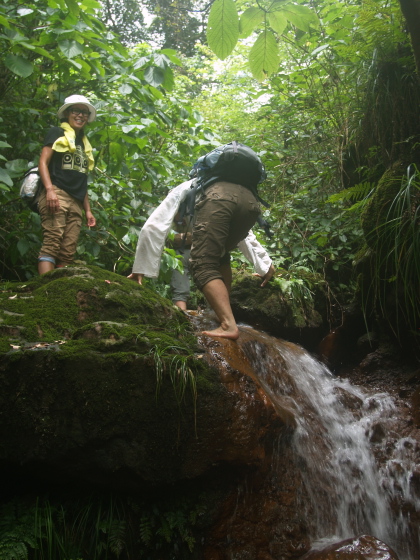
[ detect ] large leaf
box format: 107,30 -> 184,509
17,238 -> 30,257
58,39 -> 85,58
160,49 -> 182,66
239,7 -> 264,39
0,15 -> 10,28
0,168 -> 13,187
144,66 -> 164,87
162,67 -> 174,92
119,83 -> 133,95
4,54 -> 33,77
64,0 -> 80,16
268,10 -> 288,35
207,0 -> 239,60
282,4 -> 318,33
249,30 -> 280,81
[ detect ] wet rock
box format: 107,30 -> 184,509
300,534 -> 399,559
318,310 -> 367,370
229,271 -> 328,352
356,332 -> 379,361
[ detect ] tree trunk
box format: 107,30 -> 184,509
399,0 -> 420,74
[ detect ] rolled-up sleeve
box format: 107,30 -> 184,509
132,180 -> 193,278
237,230 -> 272,276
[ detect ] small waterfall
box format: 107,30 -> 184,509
238,327 -> 420,560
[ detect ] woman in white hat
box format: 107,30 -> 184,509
37,94 -> 97,274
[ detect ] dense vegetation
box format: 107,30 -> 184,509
1,0 -> 419,336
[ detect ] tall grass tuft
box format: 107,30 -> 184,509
365,164 -> 420,340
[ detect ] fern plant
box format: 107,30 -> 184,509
0,500 -> 37,560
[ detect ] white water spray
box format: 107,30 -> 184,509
241,329 -> 420,560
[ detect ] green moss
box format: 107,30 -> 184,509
0,265 -> 190,350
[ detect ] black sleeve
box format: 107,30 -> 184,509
43,127 -> 63,147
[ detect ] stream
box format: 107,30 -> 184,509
193,310 -> 420,560
239,326 -> 419,560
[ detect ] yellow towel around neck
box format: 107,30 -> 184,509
51,122 -> 95,171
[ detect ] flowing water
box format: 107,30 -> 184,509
236,326 -> 420,560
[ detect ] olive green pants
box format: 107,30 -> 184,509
190,181 -> 261,290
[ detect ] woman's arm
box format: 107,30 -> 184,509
38,145 -> 60,212
83,193 -> 96,227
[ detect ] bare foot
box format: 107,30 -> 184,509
202,326 -> 240,340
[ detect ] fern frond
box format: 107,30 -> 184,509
139,515 -> 152,545
326,181 -> 375,204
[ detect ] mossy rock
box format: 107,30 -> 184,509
0,264 -> 194,352
0,265 -> 286,494
0,265 -> 228,489
230,270 -> 328,351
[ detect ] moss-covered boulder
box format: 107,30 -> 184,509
0,265 -> 286,493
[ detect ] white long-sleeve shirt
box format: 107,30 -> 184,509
132,180 -> 272,278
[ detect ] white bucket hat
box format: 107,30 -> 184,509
57,94 -> 96,123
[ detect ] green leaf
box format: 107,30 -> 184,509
17,238 -> 30,256
249,30 -> 279,81
311,44 -> 329,57
119,83 -> 133,95
144,66 -> 164,87
58,39 -> 85,58
282,4 -> 318,33
207,0 -> 239,60
82,0 -> 102,10
0,141 -> 12,148
268,10 -> 288,35
64,0 -> 80,16
160,49 -> 182,66
4,54 -> 33,77
239,7 -> 264,39
0,168 -> 13,187
68,59 -> 82,70
153,53 -> 169,68
0,15 -> 10,28
33,46 -> 55,59
162,67 -> 174,92
109,142 -> 124,163
115,226 -> 129,240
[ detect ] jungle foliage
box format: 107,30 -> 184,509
0,491 -> 205,559
1,0 -> 419,336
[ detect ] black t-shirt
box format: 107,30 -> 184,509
43,126 -> 89,202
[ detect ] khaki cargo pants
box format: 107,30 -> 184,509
38,185 -> 83,266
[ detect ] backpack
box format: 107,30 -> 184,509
177,142 -> 272,239
189,141 -> 267,195
20,167 -> 42,213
